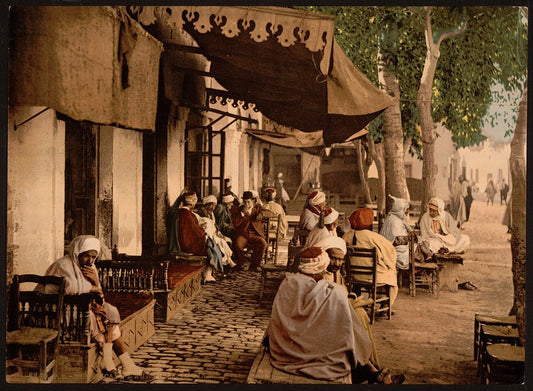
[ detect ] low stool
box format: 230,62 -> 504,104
478,324 -> 520,375
474,314 -> 517,361
480,344 -> 524,384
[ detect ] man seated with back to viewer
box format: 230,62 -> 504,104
261,187 -> 288,239
39,235 -> 152,381
299,190 -> 327,231
266,247 -> 405,384
305,207 -> 339,246
231,191 -> 272,272
342,207 -> 399,311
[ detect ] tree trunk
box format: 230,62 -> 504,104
354,139 -> 372,203
418,38 -> 440,213
368,135 -> 386,216
509,86 -> 526,345
417,7 -> 466,213
378,48 -> 409,207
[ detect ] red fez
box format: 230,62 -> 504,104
349,208 -> 374,230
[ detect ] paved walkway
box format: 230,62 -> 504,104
104,265 -> 284,384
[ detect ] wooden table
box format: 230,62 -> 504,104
286,215 -> 300,229
434,253 -> 464,291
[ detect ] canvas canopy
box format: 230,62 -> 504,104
9,6 -> 163,131
131,6 -> 394,145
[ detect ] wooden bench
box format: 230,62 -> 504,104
99,255 -> 205,322
247,344 -> 352,384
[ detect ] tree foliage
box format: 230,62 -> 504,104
300,6 -> 527,154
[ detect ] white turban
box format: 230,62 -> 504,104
309,191 -> 326,206
222,194 -> 234,203
183,191 -> 198,205
298,247 -> 330,275
72,235 -> 101,258
202,195 -> 217,205
324,208 -> 339,225
251,190 -> 260,199
428,196 -> 449,234
322,236 -> 347,256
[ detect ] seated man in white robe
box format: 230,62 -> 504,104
305,207 -> 339,247
267,247 -> 404,384
40,235 -> 152,381
197,194 -> 236,271
419,197 -> 470,254
299,190 -> 327,231
379,195 -> 413,270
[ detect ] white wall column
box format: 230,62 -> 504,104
7,106 -> 65,279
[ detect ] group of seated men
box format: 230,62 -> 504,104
265,191 -> 471,383
167,187 -> 288,280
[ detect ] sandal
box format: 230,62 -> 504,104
391,374 -> 406,384
369,368 -> 391,384
101,368 -> 119,378
123,371 -> 154,382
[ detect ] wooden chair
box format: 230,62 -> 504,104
259,244 -> 304,301
344,246 -> 391,324
477,324 -> 521,375
263,215 -> 281,264
290,228 -> 309,246
481,344 -> 524,384
408,230 -> 440,297
6,274 -> 66,383
473,314 -> 517,361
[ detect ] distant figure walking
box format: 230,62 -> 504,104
499,179 -> 509,205
484,179 -> 496,206
275,172 -> 290,212
449,176 -> 467,228
463,179 -> 474,222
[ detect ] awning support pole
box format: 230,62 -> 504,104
292,155 -> 318,201
14,107 -> 50,130
217,118 -> 238,133
182,102 -> 258,124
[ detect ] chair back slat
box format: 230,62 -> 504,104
8,274 -> 65,333
345,247 -> 378,286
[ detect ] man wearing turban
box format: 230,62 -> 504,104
320,236 -> 380,368
267,247 -> 404,384
419,197 -> 470,253
168,191 -> 207,256
197,195 -> 236,271
41,235 -> 152,380
342,208 -> 399,309
167,190 -> 219,282
214,193 -> 235,238
261,187 -> 288,238
299,190 -> 327,231
305,207 -> 340,248
379,195 -> 413,270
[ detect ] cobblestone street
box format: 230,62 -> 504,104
104,270 -> 277,384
